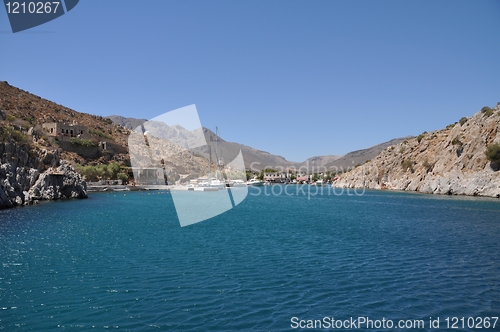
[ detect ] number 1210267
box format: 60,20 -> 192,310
5,2 -> 61,14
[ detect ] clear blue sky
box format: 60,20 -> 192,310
1,0 -> 499,162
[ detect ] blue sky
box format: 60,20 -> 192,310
1,0 -> 499,162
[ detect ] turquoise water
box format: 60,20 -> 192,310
1,186 -> 500,331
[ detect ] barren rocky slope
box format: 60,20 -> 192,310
334,105 -> 500,197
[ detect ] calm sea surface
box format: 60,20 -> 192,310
1,186 -> 500,331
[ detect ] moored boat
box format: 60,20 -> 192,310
247,179 -> 264,186
230,179 -> 247,187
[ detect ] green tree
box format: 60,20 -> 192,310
96,164 -> 109,180
108,163 -> 121,179
257,170 -> 264,181
245,171 -> 253,181
82,165 -> 99,182
117,172 -> 129,183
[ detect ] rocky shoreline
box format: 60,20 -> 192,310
0,137 -> 87,209
333,106 -> 500,198
0,160 -> 87,209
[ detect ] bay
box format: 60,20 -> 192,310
1,186 -> 499,331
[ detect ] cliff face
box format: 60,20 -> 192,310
334,106 -> 500,197
0,139 -> 87,209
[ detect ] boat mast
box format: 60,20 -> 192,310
215,127 -> 227,182
214,127 -> 219,181
208,133 -> 212,182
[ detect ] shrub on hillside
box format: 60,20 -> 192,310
481,106 -> 493,117
451,136 -> 463,146
423,159 -> 434,173
0,126 -> 26,143
417,133 -> 425,143
485,143 -> 500,164
459,117 -> 468,126
70,137 -> 97,147
89,129 -> 113,140
401,159 -> 414,173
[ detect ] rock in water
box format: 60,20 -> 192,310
26,161 -> 87,202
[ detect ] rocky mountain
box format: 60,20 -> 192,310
295,155 -> 343,169
107,115 -> 414,173
334,105 -> 500,197
109,115 -> 303,171
107,115 -> 147,131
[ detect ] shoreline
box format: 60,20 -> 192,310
3,182 -> 499,212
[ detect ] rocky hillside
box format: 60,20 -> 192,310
0,81 -> 131,165
0,81 -> 133,209
128,128 -> 209,184
334,105 -> 500,197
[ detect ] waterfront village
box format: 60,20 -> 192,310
38,120 -> 339,192
83,164 -> 339,192
84,169 -> 337,192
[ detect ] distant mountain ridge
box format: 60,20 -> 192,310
107,115 -> 147,131
107,115 -> 407,172
323,137 -> 411,171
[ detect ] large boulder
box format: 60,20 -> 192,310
26,161 -> 87,202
